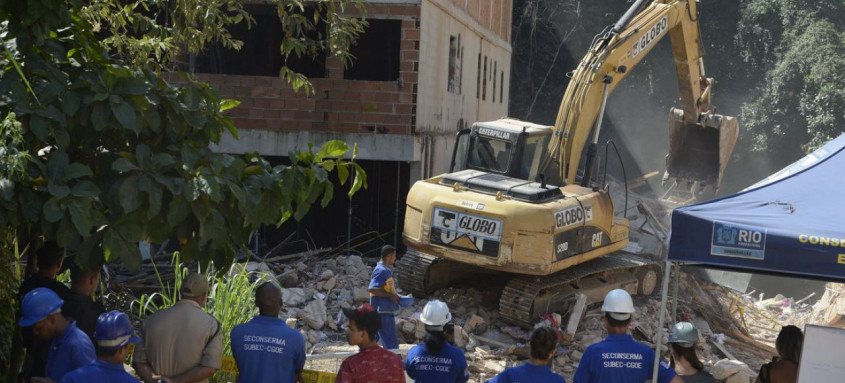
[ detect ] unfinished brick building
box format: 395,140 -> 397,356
195,0 -> 512,253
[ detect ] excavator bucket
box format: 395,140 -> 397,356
665,108 -> 739,190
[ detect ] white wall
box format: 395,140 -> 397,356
416,0 -> 511,177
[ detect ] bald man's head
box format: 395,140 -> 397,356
255,282 -> 282,317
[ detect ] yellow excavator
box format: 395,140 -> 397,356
396,0 -> 739,327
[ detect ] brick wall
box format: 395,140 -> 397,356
192,3 -> 421,137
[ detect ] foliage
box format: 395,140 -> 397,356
76,0 -> 368,95
0,233 -> 22,377
0,0 -> 367,272
737,0 -> 845,163
131,252 -> 268,383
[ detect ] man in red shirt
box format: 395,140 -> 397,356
336,303 -> 405,383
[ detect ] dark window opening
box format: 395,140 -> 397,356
448,35 -> 461,94
500,71 -> 504,103
482,56 -> 487,101
195,5 -> 326,78
476,53 -> 481,99
460,46 -> 464,92
344,19 -> 401,81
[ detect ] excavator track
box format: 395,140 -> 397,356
396,248 -> 502,297
395,249 -> 438,297
499,253 -> 660,328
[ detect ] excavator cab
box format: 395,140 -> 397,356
450,119 -> 554,182
665,109 -> 739,190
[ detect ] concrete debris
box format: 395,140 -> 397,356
282,288 -> 310,306
224,246 -> 818,382
810,283 -> 845,326
710,359 -> 756,383
277,269 -> 299,287
299,299 -> 327,330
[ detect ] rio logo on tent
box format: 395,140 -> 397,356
711,221 -> 767,260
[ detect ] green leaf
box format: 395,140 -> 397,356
116,223 -> 143,242
293,201 -> 311,221
61,92 -> 81,115
220,99 -> 240,112
167,197 -> 190,226
322,159 -> 336,172
67,198 -> 92,236
52,126 -> 70,149
320,182 -> 334,207
57,214 -> 77,246
148,185 -> 162,218
315,140 -> 349,161
48,150 -> 69,182
112,158 -> 139,172
152,153 -> 175,169
119,175 -> 141,213
29,115 -> 50,142
349,164 -> 367,197
43,197 -> 64,222
337,163 -> 349,185
91,102 -> 109,131
70,181 -> 100,197
48,182 -> 70,199
63,163 -> 93,181
136,144 -> 151,169
111,99 -> 139,133
113,77 -> 150,95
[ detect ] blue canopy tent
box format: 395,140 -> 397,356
651,133 -> 845,380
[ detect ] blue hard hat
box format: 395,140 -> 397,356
93,310 -> 141,350
19,288 -> 64,327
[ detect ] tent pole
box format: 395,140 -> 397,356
652,260 -> 674,383
670,264 -> 680,324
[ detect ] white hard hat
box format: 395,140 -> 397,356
420,300 -> 452,329
601,289 -> 635,320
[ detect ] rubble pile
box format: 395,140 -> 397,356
252,252 -> 777,383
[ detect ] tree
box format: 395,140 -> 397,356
737,0 -> 845,165
0,0 -> 368,268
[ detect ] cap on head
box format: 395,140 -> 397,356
19,287 -> 64,327
94,311 -> 141,350
601,289 -> 635,320
668,322 -> 700,347
420,300 -> 452,329
180,272 -> 210,298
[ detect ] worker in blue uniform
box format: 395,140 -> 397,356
368,245 -> 401,350
487,326 -> 566,383
573,289 -> 683,383
231,282 -> 306,383
404,300 -> 469,383
61,311 -> 142,383
20,287 -> 95,382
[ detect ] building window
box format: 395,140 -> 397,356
500,70 -> 504,103
195,5 -> 326,78
476,53 -> 481,99
448,35 -> 462,94
482,56 -> 487,101
344,19 -> 401,81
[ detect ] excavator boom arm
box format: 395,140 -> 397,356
544,0 -> 718,186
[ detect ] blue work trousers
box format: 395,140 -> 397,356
377,313 -> 399,350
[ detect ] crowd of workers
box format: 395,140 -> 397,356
13,242 -> 806,383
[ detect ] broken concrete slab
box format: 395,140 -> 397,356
299,299 -> 328,330
283,288 -> 310,306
